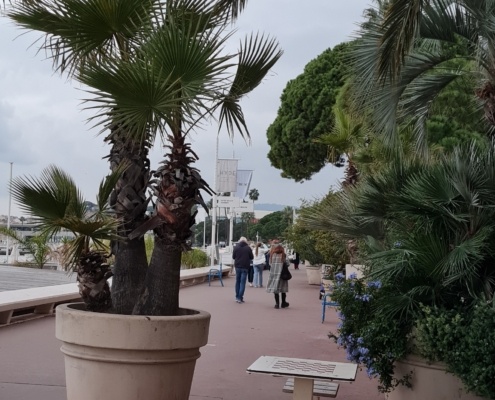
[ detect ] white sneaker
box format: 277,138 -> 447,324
249,283 -> 253,287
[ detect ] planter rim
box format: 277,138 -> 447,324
397,353 -> 448,371
56,302 -> 211,350
59,302 -> 209,321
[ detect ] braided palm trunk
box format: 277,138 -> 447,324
77,251 -> 113,312
134,132 -> 208,316
106,127 -> 150,314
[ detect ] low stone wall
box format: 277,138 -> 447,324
0,265 -> 232,326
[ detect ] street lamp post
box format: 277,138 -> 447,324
210,134 -> 219,266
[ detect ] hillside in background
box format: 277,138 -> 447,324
254,203 -> 287,212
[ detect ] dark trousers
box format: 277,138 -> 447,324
248,265 -> 254,283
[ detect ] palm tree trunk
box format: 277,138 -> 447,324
111,237 -> 148,314
132,237 -> 182,316
106,127 -> 150,314
134,131 -> 210,316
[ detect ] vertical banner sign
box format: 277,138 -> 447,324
216,159 -> 238,193
235,170 -> 253,199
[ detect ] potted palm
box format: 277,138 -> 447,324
7,1 -> 282,399
11,164 -> 213,400
303,146 -> 495,399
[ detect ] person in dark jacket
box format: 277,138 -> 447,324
291,251 -> 300,270
232,237 -> 253,303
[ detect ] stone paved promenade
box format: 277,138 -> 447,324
0,265 -> 383,400
0,265 -> 75,292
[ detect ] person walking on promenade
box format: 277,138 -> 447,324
252,242 -> 266,288
233,237 -> 253,303
291,251 -> 300,270
266,244 -> 289,309
248,249 -> 255,287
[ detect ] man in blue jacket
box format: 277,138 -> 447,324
232,237 -> 253,303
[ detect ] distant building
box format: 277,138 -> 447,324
0,220 -> 75,245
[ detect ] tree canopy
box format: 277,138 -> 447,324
266,42 -> 350,181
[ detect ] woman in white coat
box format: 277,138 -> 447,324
252,242 -> 266,288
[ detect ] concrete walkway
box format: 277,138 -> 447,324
0,266 -> 383,400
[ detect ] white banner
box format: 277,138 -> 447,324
235,170 -> 253,199
216,159 -> 238,193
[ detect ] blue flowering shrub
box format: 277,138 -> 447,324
329,273 -> 413,393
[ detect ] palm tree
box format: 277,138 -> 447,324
0,227 -> 52,269
350,0 -> 493,156
314,107 -> 366,187
8,0 -> 282,316
248,188 -> 259,202
301,142 -> 495,317
10,165 -> 125,312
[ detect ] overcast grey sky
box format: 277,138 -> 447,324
0,1 -> 371,219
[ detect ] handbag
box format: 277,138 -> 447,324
280,262 -> 292,280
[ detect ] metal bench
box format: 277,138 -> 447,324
322,292 -> 338,323
283,377 -> 339,398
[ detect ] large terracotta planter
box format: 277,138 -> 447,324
305,264 -> 322,285
56,303 -> 211,400
386,354 -> 489,400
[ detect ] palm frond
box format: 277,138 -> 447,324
8,0 -> 159,76
219,33 -> 282,139
80,59 -> 185,141
96,160 -> 130,212
11,166 -> 121,267
378,0 -> 426,80
10,165 -> 86,228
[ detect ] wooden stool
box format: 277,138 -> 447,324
283,377 -> 339,399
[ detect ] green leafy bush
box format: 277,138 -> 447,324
415,304 -> 495,398
181,249 -> 208,269
144,238 -> 207,269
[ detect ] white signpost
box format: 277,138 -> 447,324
216,196 -> 240,208
236,201 -> 254,213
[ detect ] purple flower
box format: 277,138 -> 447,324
359,347 -> 370,356
335,272 -> 345,281
349,272 -> 357,279
367,280 -> 382,289
361,294 -> 372,302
